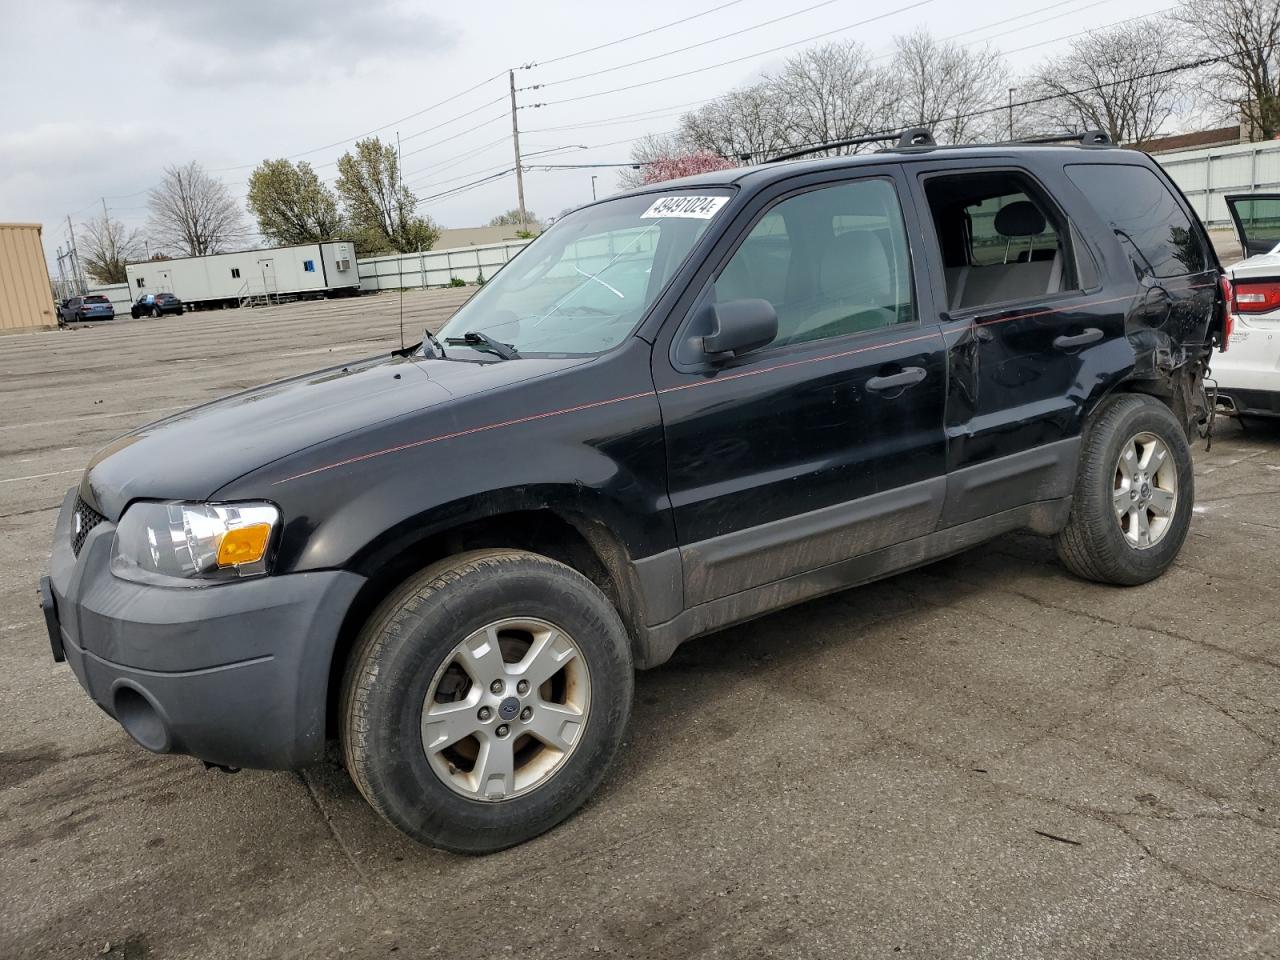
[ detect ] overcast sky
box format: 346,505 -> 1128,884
1,0 -> 1172,266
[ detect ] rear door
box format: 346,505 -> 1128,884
908,160 -> 1122,526
1227,194 -> 1280,258
652,169 -> 949,607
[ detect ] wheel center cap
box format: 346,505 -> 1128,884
497,696 -> 520,721
1140,482 -> 1151,500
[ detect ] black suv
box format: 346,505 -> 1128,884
41,132 -> 1227,852
131,292 -> 184,318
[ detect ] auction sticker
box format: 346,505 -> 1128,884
641,195 -> 729,219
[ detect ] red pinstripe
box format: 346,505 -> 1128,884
273,281 -> 1218,485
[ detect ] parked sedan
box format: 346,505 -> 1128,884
131,293 -> 184,319
1215,194 -> 1280,418
58,295 -> 115,323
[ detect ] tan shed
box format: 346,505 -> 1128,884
0,224 -> 57,335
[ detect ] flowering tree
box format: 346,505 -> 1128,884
641,151 -> 737,185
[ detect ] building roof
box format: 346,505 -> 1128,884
1131,126 -> 1242,154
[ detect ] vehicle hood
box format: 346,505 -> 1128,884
81,351 -> 586,518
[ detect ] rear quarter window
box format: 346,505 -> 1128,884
1065,163 -> 1207,278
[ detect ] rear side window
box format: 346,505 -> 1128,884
922,170 -> 1077,313
1065,164 -> 1206,278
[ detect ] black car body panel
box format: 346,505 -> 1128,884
47,142 -> 1221,770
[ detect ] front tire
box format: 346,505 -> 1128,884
341,550 -> 634,853
1055,394 -> 1195,585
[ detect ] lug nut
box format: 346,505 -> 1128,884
495,724 -> 510,738
490,679 -> 504,694
520,706 -> 533,721
517,679 -> 529,695
478,706 -> 492,721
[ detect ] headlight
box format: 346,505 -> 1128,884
110,501 -> 280,585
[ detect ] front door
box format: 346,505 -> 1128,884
653,173 -> 948,607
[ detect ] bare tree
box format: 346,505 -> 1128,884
890,30 -> 1011,143
678,82 -> 792,162
80,209 -> 143,284
147,162 -> 247,257
1174,0 -> 1280,139
766,41 -> 895,154
1025,19 -> 1187,144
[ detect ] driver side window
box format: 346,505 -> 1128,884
713,178 -> 915,349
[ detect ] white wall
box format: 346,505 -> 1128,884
1156,140 -> 1280,226
358,239 -> 530,291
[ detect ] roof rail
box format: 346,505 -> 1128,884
1014,130 -> 1113,146
765,127 -> 936,163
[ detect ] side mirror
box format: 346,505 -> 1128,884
699,298 -> 778,362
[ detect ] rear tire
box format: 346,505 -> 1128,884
341,549 -> 633,853
1054,394 -> 1195,585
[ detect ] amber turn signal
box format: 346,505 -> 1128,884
215,523 -> 272,566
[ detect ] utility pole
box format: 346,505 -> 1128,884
509,69 -> 528,231
66,215 -> 85,294
1008,87 -> 1016,141
396,131 -> 403,189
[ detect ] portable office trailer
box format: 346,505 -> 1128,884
124,241 -> 360,309
0,223 -> 57,335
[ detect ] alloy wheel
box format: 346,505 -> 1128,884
1113,431 -> 1178,549
420,617 -> 590,801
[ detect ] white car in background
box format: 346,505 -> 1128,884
1216,194 -> 1280,419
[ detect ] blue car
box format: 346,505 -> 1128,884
58,295 -> 115,323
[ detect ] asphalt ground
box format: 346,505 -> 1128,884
2,288 -> 1279,959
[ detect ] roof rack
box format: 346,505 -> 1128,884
765,127 -> 936,163
1013,130 -> 1112,146
763,127 -> 1112,164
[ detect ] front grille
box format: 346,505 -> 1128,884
71,496 -> 106,557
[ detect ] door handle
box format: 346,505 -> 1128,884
865,366 -> 927,393
1053,328 -> 1104,350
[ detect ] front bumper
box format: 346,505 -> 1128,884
43,489 -> 365,769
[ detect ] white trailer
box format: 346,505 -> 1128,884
124,241 -> 360,310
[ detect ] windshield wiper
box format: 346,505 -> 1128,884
445,330 -> 520,360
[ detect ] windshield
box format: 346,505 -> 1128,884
85,295 -> 109,303
435,189 -> 732,357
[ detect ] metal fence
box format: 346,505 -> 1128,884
1158,139 -> 1280,227
357,240 -> 531,292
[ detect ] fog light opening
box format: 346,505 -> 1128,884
113,686 -> 171,754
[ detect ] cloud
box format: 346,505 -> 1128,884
70,0 -> 454,85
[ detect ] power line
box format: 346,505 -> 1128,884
533,0 -> 938,107
533,0 -> 1145,111
1000,7 -> 1172,56
527,0 -> 864,89
211,73 -> 508,171
527,0 -> 752,69
524,97 -> 719,133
